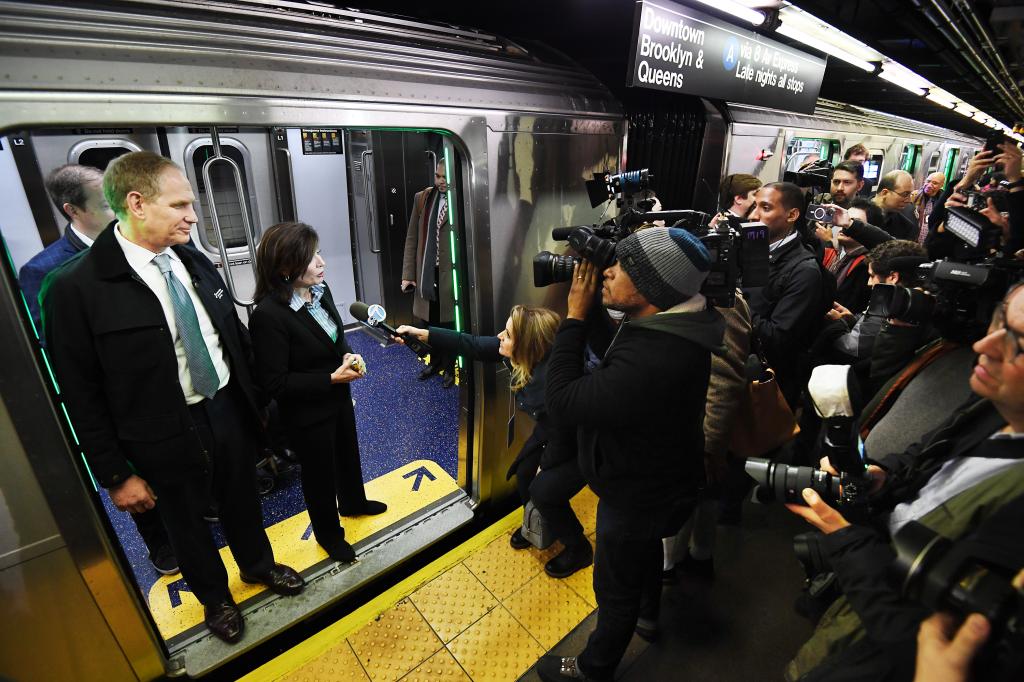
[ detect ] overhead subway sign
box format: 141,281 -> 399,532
627,0 -> 826,114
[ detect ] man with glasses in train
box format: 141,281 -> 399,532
872,169 -> 918,241
537,227 -> 724,682
40,151 -> 303,644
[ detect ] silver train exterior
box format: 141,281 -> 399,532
0,1 -> 982,680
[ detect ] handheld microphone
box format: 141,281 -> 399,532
349,301 -> 432,357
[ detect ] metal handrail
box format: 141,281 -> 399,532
360,150 -> 381,254
201,127 -> 259,309
426,150 -> 437,180
275,145 -> 298,222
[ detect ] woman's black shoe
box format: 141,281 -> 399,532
323,539 -> 357,563
339,500 -> 387,516
509,527 -> 531,550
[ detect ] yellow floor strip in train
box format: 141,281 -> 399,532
243,487 -> 600,682
148,459 -> 461,640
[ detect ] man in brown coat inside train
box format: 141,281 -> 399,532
401,160 -> 457,386
40,151 -> 303,644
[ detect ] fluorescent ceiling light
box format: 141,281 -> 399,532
973,112 -> 989,122
926,91 -> 955,108
690,0 -> 765,26
775,22 -> 875,71
878,64 -> 928,96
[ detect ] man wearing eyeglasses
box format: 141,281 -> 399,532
781,282 -> 1024,682
872,169 -> 918,241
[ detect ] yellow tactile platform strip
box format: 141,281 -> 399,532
244,487 -> 600,682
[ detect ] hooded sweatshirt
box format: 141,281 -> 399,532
546,299 -> 725,509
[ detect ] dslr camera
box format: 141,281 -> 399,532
892,521 -> 1024,681
745,366 -> 871,508
533,169 -> 770,307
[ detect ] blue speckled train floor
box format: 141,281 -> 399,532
99,326 -> 460,600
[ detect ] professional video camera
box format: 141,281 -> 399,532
784,158 -> 833,193
865,252 -> 1022,343
533,169 -> 770,307
892,521 -> 1024,682
745,365 -> 870,508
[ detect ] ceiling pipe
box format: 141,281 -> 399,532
911,0 -> 1024,121
952,0 -> 1024,111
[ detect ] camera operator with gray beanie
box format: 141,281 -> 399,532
536,227 -> 725,682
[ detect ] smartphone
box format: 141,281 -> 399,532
984,131 -> 1006,154
807,203 -> 835,225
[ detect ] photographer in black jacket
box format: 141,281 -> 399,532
782,282 -> 1024,682
536,227 -> 724,682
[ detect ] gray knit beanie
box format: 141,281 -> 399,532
615,227 -> 711,309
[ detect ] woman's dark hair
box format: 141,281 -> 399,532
254,221 -> 319,303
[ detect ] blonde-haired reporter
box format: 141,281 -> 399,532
398,304 -> 593,578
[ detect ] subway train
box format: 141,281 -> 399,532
0,1 -> 984,680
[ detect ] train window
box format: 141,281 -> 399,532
68,139 -> 141,171
187,141 -> 256,250
784,137 -> 839,171
927,151 -> 941,173
943,148 -> 961,184
899,144 -> 923,173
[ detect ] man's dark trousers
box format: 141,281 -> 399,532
578,497 -> 695,679
150,381 -> 274,606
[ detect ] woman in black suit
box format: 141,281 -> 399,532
250,222 -> 386,563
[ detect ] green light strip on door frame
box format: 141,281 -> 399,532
443,147 -> 464,369
2,231 -> 95,490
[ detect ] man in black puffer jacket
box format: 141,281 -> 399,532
536,227 -> 725,682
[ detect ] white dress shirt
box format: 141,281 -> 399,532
114,225 -> 230,404
68,224 -> 95,247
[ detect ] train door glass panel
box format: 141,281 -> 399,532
900,144 -> 923,173
927,151 -> 941,174
944,148 -> 960,184
69,139 -> 141,171
186,140 -> 260,250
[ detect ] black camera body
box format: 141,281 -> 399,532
807,203 -> 836,225
892,521 -> 1024,681
873,257 -> 1023,342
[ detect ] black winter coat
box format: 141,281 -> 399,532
546,308 -> 724,509
744,236 -> 832,404
40,223 -> 262,488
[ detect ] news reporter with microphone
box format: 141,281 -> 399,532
396,307 -> 592,578
250,222 -> 386,563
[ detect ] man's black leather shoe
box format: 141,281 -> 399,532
544,541 -> 593,579
239,563 -> 305,596
204,600 -> 243,643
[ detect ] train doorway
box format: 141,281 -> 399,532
0,123 -> 474,674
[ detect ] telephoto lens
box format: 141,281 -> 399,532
532,251 -> 579,287
744,458 -> 841,505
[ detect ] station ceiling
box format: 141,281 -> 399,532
347,0 -> 1022,139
